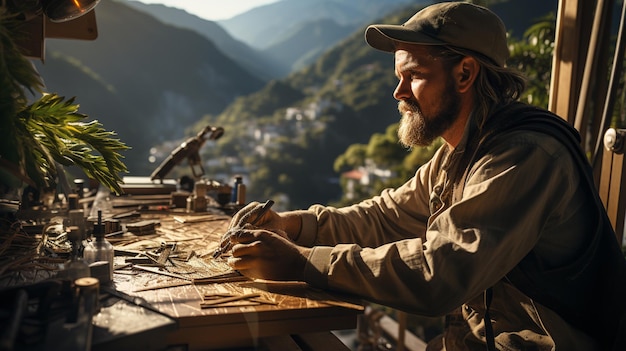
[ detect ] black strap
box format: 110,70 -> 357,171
483,287 -> 496,351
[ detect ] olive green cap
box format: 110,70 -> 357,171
365,2 -> 509,67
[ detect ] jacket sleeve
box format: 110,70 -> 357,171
293,146 -> 449,248
297,130 -> 588,315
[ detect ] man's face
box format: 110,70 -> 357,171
394,45 -> 461,147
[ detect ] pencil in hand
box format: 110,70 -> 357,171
212,200 -> 275,258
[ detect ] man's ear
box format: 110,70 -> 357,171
456,57 -> 480,93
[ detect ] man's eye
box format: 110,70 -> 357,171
410,72 -> 422,80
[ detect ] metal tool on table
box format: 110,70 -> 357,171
150,125 -> 224,182
212,199 -> 275,258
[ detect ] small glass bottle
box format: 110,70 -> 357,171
231,175 -> 243,203
62,226 -> 90,280
83,211 -> 114,284
236,181 -> 246,205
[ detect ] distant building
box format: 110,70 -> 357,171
341,160 -> 396,200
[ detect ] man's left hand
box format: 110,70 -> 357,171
227,228 -> 310,281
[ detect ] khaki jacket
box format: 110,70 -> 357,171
290,107 -> 607,350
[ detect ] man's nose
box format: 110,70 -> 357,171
393,79 -> 411,101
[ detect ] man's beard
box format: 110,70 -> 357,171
397,82 -> 461,147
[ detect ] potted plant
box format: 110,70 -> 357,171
0,7 -> 129,276
0,8 -> 129,203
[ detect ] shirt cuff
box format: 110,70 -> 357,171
303,246 -> 334,289
289,210 -> 318,246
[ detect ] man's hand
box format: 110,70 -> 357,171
214,201 -> 283,258
228,201 -> 282,231
227,228 -> 311,281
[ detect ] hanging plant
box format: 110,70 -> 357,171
0,8 -> 129,196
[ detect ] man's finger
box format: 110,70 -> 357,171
227,256 -> 254,271
228,201 -> 261,229
230,241 -> 261,258
230,228 -> 262,244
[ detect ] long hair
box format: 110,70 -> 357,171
429,46 -> 527,129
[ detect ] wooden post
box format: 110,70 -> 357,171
600,137 -> 626,244
549,0 -> 586,123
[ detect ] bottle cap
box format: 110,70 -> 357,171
66,226 -> 81,242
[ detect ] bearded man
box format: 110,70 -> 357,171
217,2 -> 626,350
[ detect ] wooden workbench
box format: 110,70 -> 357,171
93,191 -> 363,350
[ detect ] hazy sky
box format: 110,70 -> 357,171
132,0 -> 281,21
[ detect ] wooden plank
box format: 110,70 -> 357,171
599,146 -> 614,209
598,145 -> 626,244
261,335 -> 303,351
608,153 -> 626,242
608,154 -> 621,226
292,332 -> 352,351
378,314 -> 427,351
549,0 -> 583,121
166,314 -> 357,350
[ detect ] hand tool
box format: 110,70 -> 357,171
150,125 -> 224,181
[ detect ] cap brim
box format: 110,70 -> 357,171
365,24 -> 445,52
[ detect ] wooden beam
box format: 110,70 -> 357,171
599,132 -> 626,244
378,313 -> 427,351
549,0 -> 600,134
608,151 -> 626,243
549,0 -> 584,122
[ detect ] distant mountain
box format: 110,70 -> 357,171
262,18 -> 356,73
34,0 -> 265,174
218,0 -> 418,50
121,0 -> 282,80
121,0 -> 422,78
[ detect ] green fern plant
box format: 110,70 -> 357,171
0,9 -> 128,196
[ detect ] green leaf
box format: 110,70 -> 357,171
1,12 -> 130,196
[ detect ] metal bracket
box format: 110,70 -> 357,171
604,128 -> 626,154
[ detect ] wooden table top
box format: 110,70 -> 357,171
96,194 -> 363,350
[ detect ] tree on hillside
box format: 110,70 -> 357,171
508,13 -> 556,108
